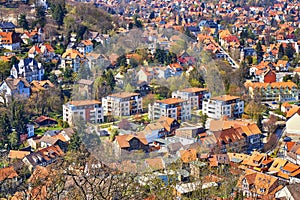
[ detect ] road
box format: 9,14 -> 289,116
214,41 -> 240,69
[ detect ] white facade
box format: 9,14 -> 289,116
148,98 -> 191,121
172,88 -> 210,110
63,100 -> 104,126
202,95 -> 244,119
102,92 -> 142,117
287,113 -> 300,134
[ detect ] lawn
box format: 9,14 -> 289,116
35,125 -> 63,136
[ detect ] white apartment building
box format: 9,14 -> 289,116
172,87 -> 210,110
63,100 -> 104,125
102,92 -> 142,116
202,95 -> 244,119
148,98 -> 191,121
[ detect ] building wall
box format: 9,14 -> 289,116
287,114 -> 300,134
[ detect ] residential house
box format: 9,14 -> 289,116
114,133 -> 149,157
0,22 -> 16,32
202,95 -> 244,119
212,127 -> 246,153
8,150 -> 30,160
0,166 -> 20,195
143,116 -> 180,143
277,162 -> 300,181
137,66 -> 172,83
176,127 -> 202,138
148,98 -> 191,122
30,80 -> 54,92
285,142 -> 300,165
34,116 -> 58,126
275,183 -> 300,200
172,87 -> 210,109
27,124 -> 34,138
63,100 -> 104,125
22,145 -> 64,171
167,63 -> 184,77
0,77 -> 30,104
237,171 -> 280,198
77,40 -> 93,55
76,79 -> 94,99
21,29 -> 43,44
10,58 -> 44,82
102,92 -> 142,117
28,44 -> 55,61
281,102 -> 292,113
0,32 -> 21,50
244,81 -> 299,102
39,135 -> 67,151
86,53 -> 110,70
286,107 -> 300,135
61,49 -> 84,72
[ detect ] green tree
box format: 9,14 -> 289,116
105,69 -> 116,91
68,131 -> 82,152
278,44 -> 284,59
0,113 -> 12,138
109,128 -> 119,141
199,111 -> 208,128
8,131 -> 19,150
257,114 -> 264,131
35,6 -> 46,28
0,61 -> 11,81
50,2 -> 65,28
78,63 -> 92,79
17,14 -> 29,30
255,41 -> 264,63
285,43 -> 296,60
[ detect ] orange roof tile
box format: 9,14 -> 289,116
156,98 -> 187,105
67,100 -> 101,107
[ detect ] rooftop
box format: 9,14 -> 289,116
67,100 -> 101,107
211,95 -> 240,102
156,98 -> 187,105
108,92 -> 140,99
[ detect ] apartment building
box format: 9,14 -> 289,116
63,100 -> 104,125
172,87 -> 210,110
245,81 -> 299,102
102,92 -> 142,117
202,95 -> 244,119
148,98 -> 191,121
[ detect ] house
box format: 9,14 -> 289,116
167,63 -> 184,77
21,29 -> 43,44
0,22 -> 16,32
34,116 -> 58,126
244,81 -> 299,102
179,148 -> 198,163
22,145 -> 64,171
0,77 -> 30,104
176,127 -> 201,139
28,44 -> 55,61
212,127 -> 246,153
30,80 -> 54,92
143,116 -> 180,143
148,98 -> 191,122
0,32 -> 21,50
76,79 -> 94,99
172,87 -> 210,109
61,49 -> 85,72
237,171 -> 280,198
275,183 -> 300,200
281,102 -> 292,113
63,100 -> 104,125
77,40 -> 93,55
39,135 -> 68,152
10,58 -> 44,82
27,124 -> 35,138
202,95 -> 244,119
86,53 -> 110,70
0,166 -> 20,195
114,133 -> 149,156
277,162 -> 300,180
285,142 -> 300,165
102,92 -> 142,117
8,150 -> 30,160
286,108 -> 300,135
